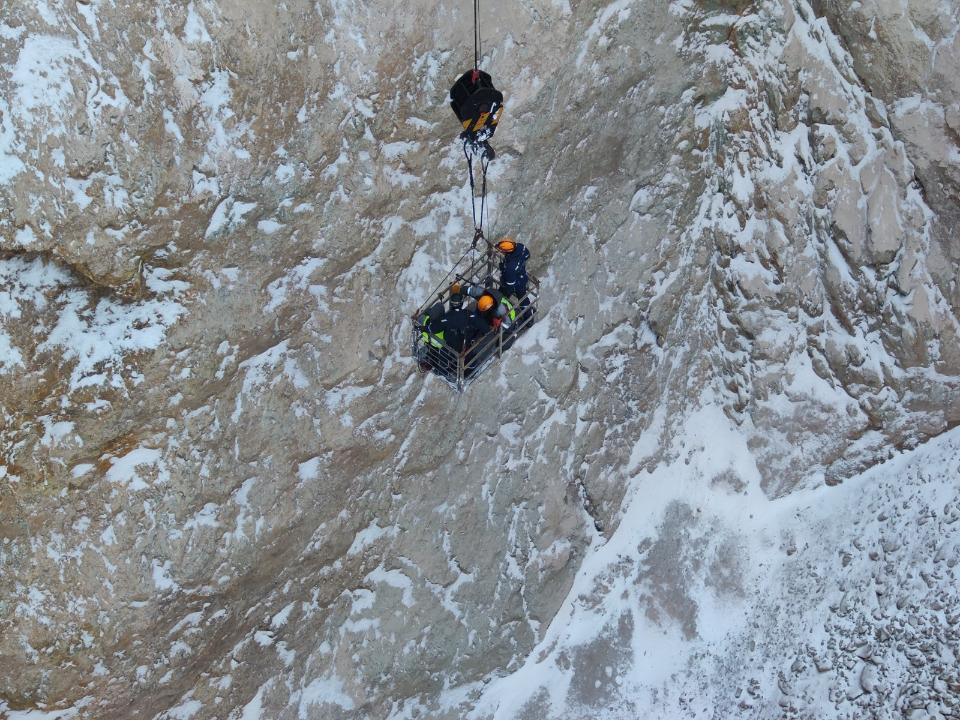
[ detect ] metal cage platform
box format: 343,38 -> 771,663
411,242 -> 539,392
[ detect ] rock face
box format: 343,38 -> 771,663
471,420 -> 960,719
0,0 -> 958,718
818,0 -> 960,309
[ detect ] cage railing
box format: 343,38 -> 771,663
411,245 -> 539,391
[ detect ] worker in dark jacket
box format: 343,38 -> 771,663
417,300 -> 454,376
431,283 -> 468,352
418,300 -> 446,346
466,286 -> 516,329
435,297 -> 472,354
458,293 -> 491,377
496,238 -> 530,298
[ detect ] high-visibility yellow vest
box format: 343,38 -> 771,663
422,329 -> 444,348
420,313 -> 445,348
501,298 -> 516,322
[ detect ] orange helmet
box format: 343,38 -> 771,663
477,294 -> 495,312
496,238 -> 516,253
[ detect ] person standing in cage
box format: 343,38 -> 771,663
417,299 -> 452,377
436,284 -> 472,353
495,237 -> 530,298
461,292 -> 498,376
495,237 -> 533,333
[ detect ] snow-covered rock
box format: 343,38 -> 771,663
0,0 -> 958,717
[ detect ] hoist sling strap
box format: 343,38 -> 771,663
464,150 -> 489,238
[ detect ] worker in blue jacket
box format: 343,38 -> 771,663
495,238 -> 530,298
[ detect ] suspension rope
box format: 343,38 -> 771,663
465,0 -> 489,254
473,0 -> 480,69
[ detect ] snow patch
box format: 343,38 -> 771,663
299,676 -> 356,714
105,447 -> 166,491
